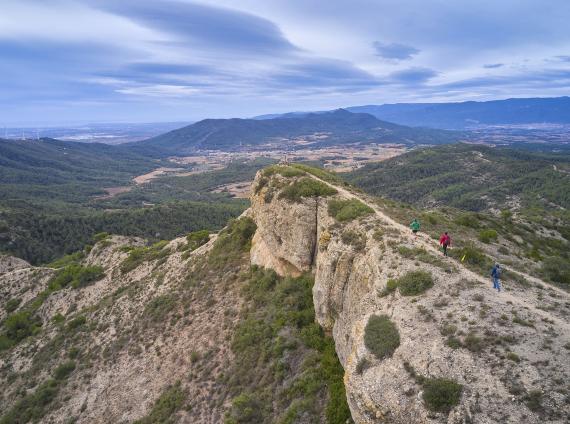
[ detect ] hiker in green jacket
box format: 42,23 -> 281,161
410,218 -> 421,237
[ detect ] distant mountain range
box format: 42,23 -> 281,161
133,109 -> 461,154
254,97 -> 570,130
348,97 -> 570,129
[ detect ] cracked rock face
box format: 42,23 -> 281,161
249,171 -> 570,424
250,172 -> 322,276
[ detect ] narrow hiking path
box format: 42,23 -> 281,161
309,173 -> 570,334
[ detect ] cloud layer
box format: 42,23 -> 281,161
1,0 -> 570,124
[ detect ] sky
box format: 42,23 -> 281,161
2,0 -> 570,125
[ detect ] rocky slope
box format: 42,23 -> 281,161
250,166 -> 570,423
1,164 -> 569,424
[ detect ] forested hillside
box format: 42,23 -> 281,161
346,144 -> 570,213
0,138 -> 270,264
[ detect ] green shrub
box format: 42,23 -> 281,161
290,163 -> 344,184
279,178 -> 337,202
53,361 -> 76,380
450,244 -> 493,274
0,358 -> 79,423
422,378 -> 463,413
262,165 -> 305,178
3,310 -> 41,344
540,257 -> 570,285
364,315 -> 400,359
145,295 -> 176,323
454,213 -> 480,228
328,199 -> 373,222
0,379 -> 59,424
341,230 -> 366,251
386,279 -> 399,292
445,337 -> 462,349
226,393 -> 266,424
121,241 -> 170,273
49,264 -> 105,290
478,229 -> 498,243
5,298 -> 21,313
512,316 -> 534,327
464,332 -> 484,352
185,230 -> 210,251
500,210 -> 512,222
47,251 -> 85,269
506,352 -> 520,362
440,324 -> 457,336
134,382 -> 186,424
498,246 -> 509,254
93,232 -> 110,242
209,217 -> 257,266
356,358 -> 371,374
397,271 -> 434,296
67,316 -> 87,330
525,390 -> 543,412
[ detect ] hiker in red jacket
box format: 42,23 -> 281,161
439,232 -> 451,256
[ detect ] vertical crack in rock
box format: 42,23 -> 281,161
310,198 -> 319,267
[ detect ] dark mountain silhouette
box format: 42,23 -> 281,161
347,97 -> 570,129
132,109 -> 460,154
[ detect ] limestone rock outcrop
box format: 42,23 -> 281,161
249,169 -> 570,424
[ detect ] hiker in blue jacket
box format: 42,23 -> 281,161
491,264 -> 501,292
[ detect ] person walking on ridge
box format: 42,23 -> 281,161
439,232 -> 451,256
410,218 -> 420,238
491,263 -> 501,292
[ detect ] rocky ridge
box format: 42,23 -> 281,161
249,167 -> 570,423
0,165 -> 569,424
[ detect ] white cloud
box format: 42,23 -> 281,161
116,84 -> 200,97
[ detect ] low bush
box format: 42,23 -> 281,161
262,165 -> 305,178
53,361 -> 76,380
478,229 -> 498,243
454,213 -> 480,228
49,264 -> 105,290
67,316 -> 87,330
209,217 -> 257,267
464,332 -> 484,352
364,315 -> 400,359
134,382 -> 186,424
290,163 -> 345,184
328,199 -> 373,222
356,358 -> 371,375
279,178 -> 337,202
422,377 -> 463,413
341,230 -> 366,251
1,310 -> 42,347
525,390 -> 543,412
4,298 -> 21,313
93,232 -> 110,242
145,295 -> 176,323
121,241 -> 170,273
47,251 -> 85,269
506,352 -> 521,362
0,358 -> 77,423
445,337 -> 462,349
450,244 -> 493,275
226,392 -> 266,424
397,271 -> 434,296
403,362 -> 462,413
540,257 -> 570,285
185,230 -> 210,251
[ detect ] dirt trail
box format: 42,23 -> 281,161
311,174 -> 570,334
